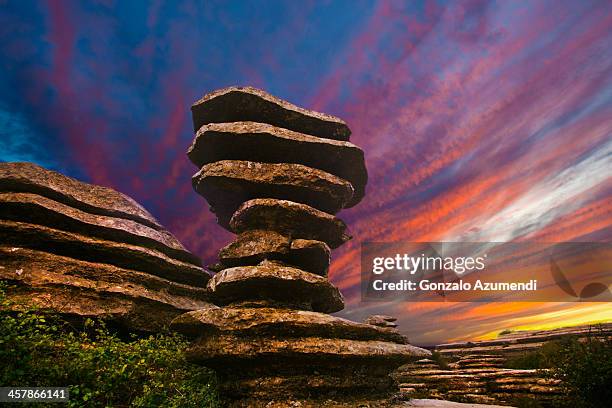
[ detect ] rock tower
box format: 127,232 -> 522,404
171,87 -> 429,406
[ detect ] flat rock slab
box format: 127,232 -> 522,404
188,122 -> 367,206
0,220 -> 209,287
0,162 -> 162,229
230,199 -> 350,249
218,229 -> 291,266
365,315 -> 399,328
186,334 -> 430,365
193,160 -> 353,228
401,400 -> 511,408
0,192 -> 200,266
218,231 -> 330,276
1,246 -> 211,332
191,86 -> 351,141
207,263 -> 344,313
171,306 -> 408,344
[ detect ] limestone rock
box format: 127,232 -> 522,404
181,87 -> 426,405
217,231 -> 330,276
0,192 -> 200,265
0,162 -> 211,331
191,86 -> 351,141
0,246 -> 210,332
284,239 -> 330,276
171,306 -> 408,344
188,122 -> 367,206
0,162 -> 162,229
230,198 -> 350,249
186,334 -> 430,365
0,220 -> 206,287
218,229 -> 290,266
193,160 -> 353,227
207,263 -> 344,313
365,315 -> 399,328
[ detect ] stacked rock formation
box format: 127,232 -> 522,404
0,162 -> 211,331
171,86 -> 430,406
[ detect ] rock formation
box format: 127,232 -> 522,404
0,162 -> 211,331
395,363 -> 563,406
395,323 -> 612,406
171,86 -> 430,406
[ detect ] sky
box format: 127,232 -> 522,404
1,0 -> 611,345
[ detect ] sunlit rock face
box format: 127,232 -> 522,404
0,162 -> 211,332
172,86 -> 430,406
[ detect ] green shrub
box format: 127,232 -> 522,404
550,328 -> 612,408
0,282 -> 220,407
430,351 -> 450,370
504,340 -> 565,369
505,327 -> 611,407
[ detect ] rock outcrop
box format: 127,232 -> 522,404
172,86 -> 430,406
396,323 -> 612,406
395,364 -> 563,406
0,162 -> 211,332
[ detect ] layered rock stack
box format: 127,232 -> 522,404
171,87 -> 430,406
0,162 -> 211,331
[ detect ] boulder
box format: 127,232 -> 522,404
0,246 -> 210,332
207,262 -> 344,313
192,160 -> 353,227
188,122 -> 367,206
191,86 -> 351,141
0,162 -> 162,229
171,305 -> 408,344
229,198 -> 350,249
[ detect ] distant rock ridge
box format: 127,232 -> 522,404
395,323 -> 612,405
0,162 -> 211,332
171,86 -> 430,406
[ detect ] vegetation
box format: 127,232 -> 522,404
0,282 -> 220,407
503,339 -> 563,370
504,327 -> 611,408
429,350 -> 450,370
550,328 -> 612,408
